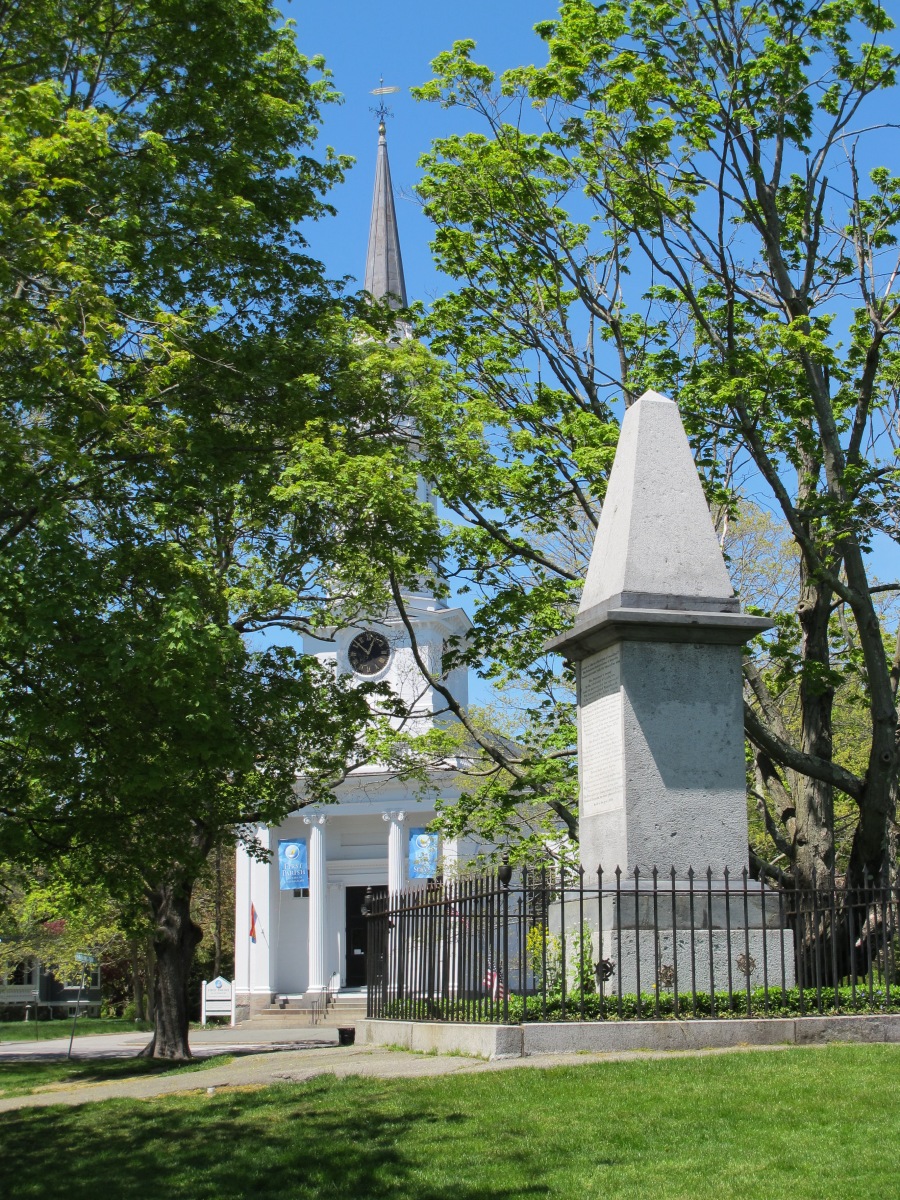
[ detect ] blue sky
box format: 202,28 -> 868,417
289,0 -> 553,299
284,2 -> 560,703
288,1 -> 898,597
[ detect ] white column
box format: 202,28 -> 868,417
234,841 -> 251,999
303,814 -> 328,994
236,825 -> 274,1003
383,810 -> 406,895
443,836 -> 461,877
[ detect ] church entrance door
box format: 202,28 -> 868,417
345,886 -> 385,987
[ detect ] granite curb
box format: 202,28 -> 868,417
358,1013 -> 900,1059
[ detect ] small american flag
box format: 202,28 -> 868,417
483,954 -> 506,1001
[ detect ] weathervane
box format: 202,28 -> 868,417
370,77 -> 400,127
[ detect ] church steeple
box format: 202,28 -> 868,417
364,119 -> 408,309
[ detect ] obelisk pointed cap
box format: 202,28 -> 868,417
364,122 -> 408,309
579,389 -> 736,614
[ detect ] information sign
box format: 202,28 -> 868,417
201,977 -> 236,1025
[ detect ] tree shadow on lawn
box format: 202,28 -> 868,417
0,1054 -> 235,1097
0,1075 -> 549,1200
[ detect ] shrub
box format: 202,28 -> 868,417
375,984 -> 900,1024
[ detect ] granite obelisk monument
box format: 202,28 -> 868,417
549,390 -> 773,878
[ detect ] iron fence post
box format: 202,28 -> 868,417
578,865 -> 585,1020
652,867 -> 660,1019
597,866 -> 605,1020
811,868 -> 823,1014
634,867 -> 642,1018
501,867 -> 510,1025
760,877 -> 770,1016
741,868 -> 752,1017
724,867 -> 734,1013
560,862 -> 567,1022
829,872 -> 840,1013
615,866 -> 623,1019
696,868 -> 700,1017
706,868 -> 716,1019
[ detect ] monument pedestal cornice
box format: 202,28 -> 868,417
547,605 -> 773,661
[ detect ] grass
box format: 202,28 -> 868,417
0,1044 -> 898,1198
378,1042 -> 484,1060
0,1018 -> 153,1042
0,1055 -> 233,1099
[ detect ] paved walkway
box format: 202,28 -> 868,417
0,1033 -> 804,1114
0,1025 -> 336,1062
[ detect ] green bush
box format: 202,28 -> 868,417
376,984 -> 900,1024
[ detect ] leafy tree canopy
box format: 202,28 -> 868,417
398,0 -> 900,888
0,0 -> 437,1056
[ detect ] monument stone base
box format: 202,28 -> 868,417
595,927 -> 796,996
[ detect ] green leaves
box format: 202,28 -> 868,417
410,0 -> 900,878
0,2 -> 441,973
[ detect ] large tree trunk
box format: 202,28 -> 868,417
146,940 -> 156,1023
139,878 -> 202,1060
130,940 -> 145,1022
844,586 -> 899,885
794,574 -> 835,890
847,771 -> 896,887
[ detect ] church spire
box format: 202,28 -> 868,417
364,114 -> 408,309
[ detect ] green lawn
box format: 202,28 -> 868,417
0,1055 -> 233,1099
1,1045 -> 898,1198
0,1018 -> 153,1042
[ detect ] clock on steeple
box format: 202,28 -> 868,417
348,630 -> 391,677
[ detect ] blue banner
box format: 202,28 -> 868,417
409,829 -> 439,879
278,840 -> 309,890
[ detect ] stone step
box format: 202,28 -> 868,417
275,1004 -> 366,1014
250,1007 -> 367,1017
238,1022 -> 322,1030
240,1003 -> 368,1029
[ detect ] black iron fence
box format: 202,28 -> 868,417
364,865 -> 899,1023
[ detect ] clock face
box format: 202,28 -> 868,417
348,631 -> 391,677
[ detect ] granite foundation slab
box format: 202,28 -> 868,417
357,1015 -> 900,1060
357,1019 -> 524,1060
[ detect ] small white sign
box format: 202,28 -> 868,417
201,977 -> 236,1026
205,976 -> 232,1000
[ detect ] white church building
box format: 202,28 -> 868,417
234,119 -> 473,1018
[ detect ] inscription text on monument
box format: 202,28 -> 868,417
580,646 -> 624,817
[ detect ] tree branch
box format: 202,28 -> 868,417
744,703 -> 864,802
388,571 -> 577,839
